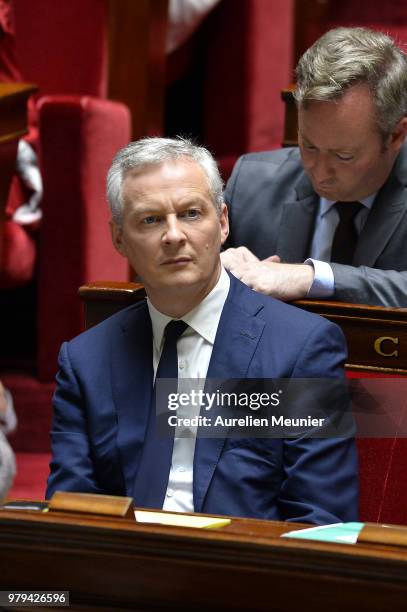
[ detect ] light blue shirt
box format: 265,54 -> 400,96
306,194 -> 376,298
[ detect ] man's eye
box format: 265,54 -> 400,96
336,153 -> 354,161
180,209 -> 200,219
304,144 -> 316,152
142,216 -> 160,225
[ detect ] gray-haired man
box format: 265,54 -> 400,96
46,137 -> 358,524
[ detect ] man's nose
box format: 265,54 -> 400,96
162,215 -> 186,243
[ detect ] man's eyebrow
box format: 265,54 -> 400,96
131,205 -> 161,216
177,196 -> 208,205
123,189 -> 160,206
300,132 -> 357,153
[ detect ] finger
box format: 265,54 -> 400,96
223,246 -> 258,262
239,247 -> 259,263
263,254 -> 281,263
220,251 -> 234,268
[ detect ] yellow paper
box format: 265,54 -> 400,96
135,510 -> 230,529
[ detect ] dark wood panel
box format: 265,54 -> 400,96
281,87 -> 297,147
0,83 -> 37,143
294,0 -> 331,64
0,508 -> 406,611
107,0 -> 168,139
79,281 -> 146,329
296,299 -> 407,374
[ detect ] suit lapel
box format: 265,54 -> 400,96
111,302 -> 154,497
354,159 -> 407,266
193,276 -> 265,512
276,173 -> 318,262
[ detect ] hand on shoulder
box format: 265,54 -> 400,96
222,248 -> 314,300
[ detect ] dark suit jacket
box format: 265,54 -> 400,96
224,143 -> 407,306
46,274 -> 358,524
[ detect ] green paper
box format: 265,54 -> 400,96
282,522 -> 365,544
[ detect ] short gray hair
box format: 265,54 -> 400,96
295,27 -> 407,137
107,136 -> 224,225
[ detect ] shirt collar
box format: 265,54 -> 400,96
319,193 -> 377,217
147,266 -> 230,352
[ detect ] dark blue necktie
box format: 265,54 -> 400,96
331,201 -> 362,264
133,320 -> 188,508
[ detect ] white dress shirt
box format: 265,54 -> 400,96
306,194 -> 376,297
147,267 -> 230,512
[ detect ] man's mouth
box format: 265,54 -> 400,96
314,183 -> 337,196
160,257 -> 192,266
314,179 -> 336,190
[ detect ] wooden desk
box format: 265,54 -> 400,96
0,83 -> 37,145
0,508 -> 406,611
79,282 -> 407,374
295,299 -> 407,374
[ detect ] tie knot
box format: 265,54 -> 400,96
334,201 -> 362,222
164,320 -> 188,343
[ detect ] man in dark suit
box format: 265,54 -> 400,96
222,27 -> 407,307
46,137 -> 358,524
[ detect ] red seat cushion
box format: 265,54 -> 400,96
8,453 -> 50,500
0,220 -> 36,288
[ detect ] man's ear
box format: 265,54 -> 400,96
389,117 -> 407,153
219,203 -> 229,245
110,220 -> 126,257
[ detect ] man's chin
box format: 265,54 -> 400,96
154,269 -> 218,294
314,185 -> 339,199
152,270 -> 202,291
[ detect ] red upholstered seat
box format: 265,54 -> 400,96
379,439 -> 407,524
0,1 -> 131,380
302,0 -> 407,51
1,0 -> 163,503
346,371 -> 407,525
0,220 -> 36,288
1,94 -> 131,380
1,368 -> 54,500
358,438 -> 407,525
36,95 -> 130,380
7,452 -> 50,500
14,0 -> 108,98
357,439 -> 396,522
